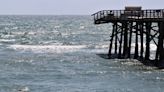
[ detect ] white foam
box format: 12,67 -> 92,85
54,25 -> 60,28
94,45 -> 109,49
1,34 -> 15,38
0,39 -> 15,42
8,43 -> 158,54
81,48 -> 108,54
150,44 -> 157,51
131,43 -> 157,51
9,44 -> 87,53
79,26 -> 85,29
18,87 -> 30,92
0,23 -> 14,26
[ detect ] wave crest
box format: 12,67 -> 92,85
9,45 -> 87,53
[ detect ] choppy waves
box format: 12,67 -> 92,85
9,44 -> 87,53
0,15 -> 164,92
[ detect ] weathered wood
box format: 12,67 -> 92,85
134,22 -> 139,59
125,6 -> 142,11
155,22 -> 160,61
145,22 -> 151,60
128,22 -> 133,58
123,22 -> 128,58
92,8 -> 164,24
108,23 -> 115,58
118,23 -> 124,58
140,22 -> 144,58
114,22 -> 118,54
159,22 -> 164,61
155,22 -> 164,67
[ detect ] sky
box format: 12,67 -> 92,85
0,0 -> 163,15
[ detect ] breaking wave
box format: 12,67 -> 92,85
9,44 -> 87,53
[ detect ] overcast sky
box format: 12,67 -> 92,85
0,0 -> 163,15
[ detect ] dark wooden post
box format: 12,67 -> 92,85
145,22 -> 151,60
140,22 -> 144,59
157,22 -> 164,67
114,22 -> 118,54
123,22 -> 128,58
128,22 -> 133,58
108,23 -> 116,58
118,23 -> 124,58
155,22 -> 160,61
134,22 -> 139,59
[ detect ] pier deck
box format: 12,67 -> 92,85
92,9 -> 164,24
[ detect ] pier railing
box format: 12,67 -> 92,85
92,9 -> 164,23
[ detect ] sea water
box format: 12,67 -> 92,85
0,15 -> 164,92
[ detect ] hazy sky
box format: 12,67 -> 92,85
0,0 -> 163,15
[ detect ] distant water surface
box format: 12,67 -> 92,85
0,15 -> 164,92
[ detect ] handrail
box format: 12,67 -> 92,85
92,9 -> 164,22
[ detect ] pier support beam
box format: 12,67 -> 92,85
156,22 -> 164,68
114,22 -> 118,54
145,22 -> 151,60
123,22 -> 128,58
128,22 -> 133,58
108,23 -> 116,58
140,22 -> 144,59
134,22 -> 139,59
118,23 -> 124,58
155,22 -> 160,61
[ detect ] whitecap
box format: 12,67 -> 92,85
18,87 -> 30,92
8,44 -> 87,53
79,26 -> 85,29
1,34 -> 15,38
54,25 -> 60,28
94,45 -> 109,49
0,39 -> 15,42
156,77 -> 164,80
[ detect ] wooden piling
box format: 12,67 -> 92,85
128,22 -> 133,58
140,22 -> 144,59
108,23 -> 115,58
134,22 -> 139,59
155,22 -> 160,61
114,22 -> 118,54
123,22 -> 128,58
118,23 -> 124,58
158,22 -> 164,66
145,22 -> 151,60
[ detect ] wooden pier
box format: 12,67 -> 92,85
92,7 -> 164,68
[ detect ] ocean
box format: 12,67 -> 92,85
0,15 -> 164,92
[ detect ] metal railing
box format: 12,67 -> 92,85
92,9 -> 164,21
